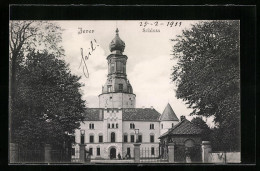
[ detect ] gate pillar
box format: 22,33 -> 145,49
202,141 -> 212,163
134,143 -> 141,163
79,144 -> 86,163
44,144 -> 52,163
9,143 -> 18,163
168,143 -> 175,163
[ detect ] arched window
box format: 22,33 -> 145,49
111,132 -> 115,142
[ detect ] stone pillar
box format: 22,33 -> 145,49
133,143 -> 141,163
44,144 -> 52,163
79,144 -> 86,163
168,143 -> 175,163
9,143 -> 18,163
202,141 -> 212,163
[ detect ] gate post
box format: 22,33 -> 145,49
133,143 -> 141,163
9,143 -> 18,163
44,144 -> 52,163
202,141 -> 212,163
79,144 -> 86,163
168,143 -> 175,163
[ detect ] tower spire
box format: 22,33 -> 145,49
116,28 -> 119,35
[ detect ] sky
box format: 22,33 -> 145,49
55,20 -> 214,126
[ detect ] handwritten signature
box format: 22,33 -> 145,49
79,39 -> 99,78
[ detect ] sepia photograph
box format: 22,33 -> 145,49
9,19 -> 241,164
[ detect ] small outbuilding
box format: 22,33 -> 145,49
159,116 -> 203,163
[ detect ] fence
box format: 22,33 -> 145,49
10,144 -> 71,164
140,147 -> 168,163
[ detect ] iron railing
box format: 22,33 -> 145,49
140,147 -> 168,163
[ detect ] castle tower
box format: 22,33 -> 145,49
159,103 -> 179,135
99,28 -> 136,108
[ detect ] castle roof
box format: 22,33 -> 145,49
159,103 -> 179,121
159,118 -> 203,139
83,108 -> 161,121
109,28 -> 125,52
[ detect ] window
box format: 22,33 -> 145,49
99,135 -> 103,143
119,84 -> 123,92
127,148 -> 131,155
112,123 -> 114,128
124,135 -> 128,142
110,63 -> 115,73
72,148 -> 75,155
130,135 -> 135,143
161,124 -> 163,129
111,132 -> 115,142
116,61 -> 122,72
108,123 -> 110,128
150,124 -> 154,129
89,123 -> 94,129
150,135 -> 154,143
138,135 -> 142,143
90,135 -> 94,143
72,135 -> 75,143
80,130 -> 85,144
107,85 -> 112,92
130,123 -> 135,129
172,123 -> 174,127
97,148 -> 100,156
116,123 -> 118,128
89,148 -> 93,155
128,86 -> 132,93
151,147 -> 155,155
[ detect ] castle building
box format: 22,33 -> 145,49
72,29 -> 179,160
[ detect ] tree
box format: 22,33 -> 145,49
171,21 -> 240,151
11,51 -> 85,148
191,117 -> 211,141
9,21 -> 65,143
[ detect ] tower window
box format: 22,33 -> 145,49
110,63 -> 115,74
150,124 -> 154,129
108,123 -> 110,128
111,132 -> 115,142
108,85 -> 112,92
119,84 -> 123,92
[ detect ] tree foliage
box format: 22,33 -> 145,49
171,21 -> 240,151
11,51 -> 85,147
191,117 -> 211,141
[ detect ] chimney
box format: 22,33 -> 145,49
180,115 -> 186,121
150,106 -> 153,109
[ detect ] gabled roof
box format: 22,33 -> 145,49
83,108 -> 161,121
159,119 -> 203,138
122,108 -> 161,121
159,103 -> 179,121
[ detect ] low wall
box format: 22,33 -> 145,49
209,152 -> 240,163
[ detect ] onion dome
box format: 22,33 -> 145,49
159,103 -> 179,121
109,28 -> 125,52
